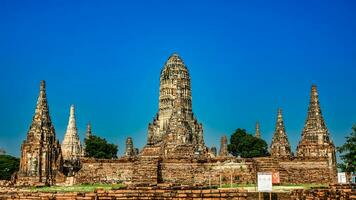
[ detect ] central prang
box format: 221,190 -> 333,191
142,53 -> 206,158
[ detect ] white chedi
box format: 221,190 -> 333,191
61,105 -> 82,161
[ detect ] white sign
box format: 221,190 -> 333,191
338,172 -> 347,184
257,172 -> 272,192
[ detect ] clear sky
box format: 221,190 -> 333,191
0,0 -> 355,157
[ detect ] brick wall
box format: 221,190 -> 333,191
0,187 -> 248,200
74,156 -> 336,186
74,157 -> 159,185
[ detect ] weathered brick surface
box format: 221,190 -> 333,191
74,156 -> 335,186
74,157 -> 158,185
0,188 -> 248,200
0,185 -> 354,199
289,184 -> 356,199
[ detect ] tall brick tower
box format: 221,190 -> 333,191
143,53 -> 206,158
270,109 -> 292,157
296,85 -> 336,180
18,81 -> 62,185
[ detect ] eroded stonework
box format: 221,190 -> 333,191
18,81 -> 63,186
142,54 -> 206,158
296,85 -> 336,173
270,109 -> 292,157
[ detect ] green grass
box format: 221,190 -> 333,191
221,183 -> 328,192
28,183 -> 126,193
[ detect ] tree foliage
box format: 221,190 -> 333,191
228,128 -> 269,158
85,135 -> 118,159
337,125 -> 356,173
0,155 -> 19,180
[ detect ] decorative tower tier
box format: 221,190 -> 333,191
18,81 -> 63,186
296,85 -> 336,180
61,105 -> 82,161
142,53 -> 206,158
270,109 -> 292,157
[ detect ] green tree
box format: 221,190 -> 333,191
337,125 -> 356,173
0,155 -> 20,180
228,128 -> 269,158
85,135 -> 118,159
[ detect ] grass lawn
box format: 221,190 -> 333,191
221,183 -> 328,192
28,183 -> 126,193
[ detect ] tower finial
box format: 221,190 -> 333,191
70,104 -> 75,116
40,80 -> 46,92
277,108 -> 283,122
255,122 -> 261,138
86,122 -> 92,139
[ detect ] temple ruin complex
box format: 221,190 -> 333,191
15,54 -> 337,187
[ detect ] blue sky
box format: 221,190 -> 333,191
0,0 -> 355,157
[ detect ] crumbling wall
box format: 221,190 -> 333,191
159,158 -> 256,186
74,157 -> 159,185
0,187 -> 248,200
278,157 -> 336,184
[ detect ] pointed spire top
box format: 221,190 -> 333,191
86,122 -> 92,139
310,85 -> 319,103
255,122 -> 261,138
40,80 -> 46,91
165,52 -> 185,66
277,108 -> 283,122
70,104 -> 75,116
31,80 -> 51,131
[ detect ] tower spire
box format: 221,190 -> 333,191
270,108 -> 292,157
255,122 -> 261,138
297,85 -> 336,171
18,80 -> 62,185
218,135 -> 228,157
26,80 -> 53,141
86,122 -> 92,139
298,85 -> 330,146
61,105 -> 82,161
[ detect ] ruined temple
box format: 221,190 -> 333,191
270,109 -> 292,157
255,122 -> 261,138
218,135 -> 228,157
297,85 -> 336,167
142,53 -> 206,158
61,105 -> 82,161
18,81 -> 63,186
16,57 -> 339,187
